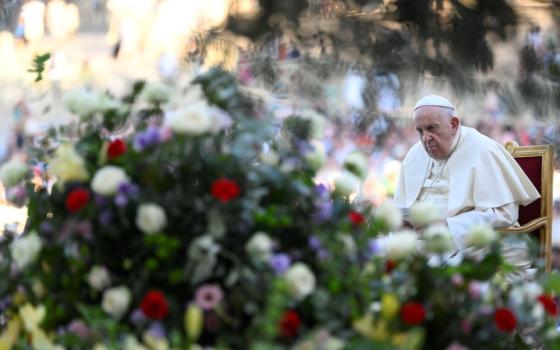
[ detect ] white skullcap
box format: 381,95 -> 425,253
413,95 -> 455,111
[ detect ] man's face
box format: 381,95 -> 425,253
413,106 -> 460,160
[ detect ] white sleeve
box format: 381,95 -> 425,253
446,203 -> 518,249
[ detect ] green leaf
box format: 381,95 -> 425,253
28,53 -> 51,82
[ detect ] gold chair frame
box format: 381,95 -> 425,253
498,141 -> 554,272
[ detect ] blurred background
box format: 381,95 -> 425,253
0,0 -> 559,264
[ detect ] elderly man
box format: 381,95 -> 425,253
394,95 -> 540,252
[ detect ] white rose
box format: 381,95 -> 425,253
10,232 -> 42,270
424,223 -> 455,253
93,344 -> 110,350
524,282 -> 543,300
464,223 -> 497,248
305,140 -> 326,171
245,232 -> 274,261
338,234 -> 356,258
91,166 -> 129,196
135,203 -> 167,234
334,170 -> 361,197
285,263 -> 316,300
98,94 -> 127,114
167,103 -> 213,135
0,158 -> 27,187
63,89 -> 101,117
87,266 -> 111,291
532,303 -> 545,324
374,200 -> 402,231
383,230 -> 418,260
344,152 -> 368,179
259,150 -> 279,165
49,144 -> 89,183
102,286 -> 131,319
124,335 -> 149,350
409,201 -> 441,227
141,82 -> 173,104
300,109 -> 326,139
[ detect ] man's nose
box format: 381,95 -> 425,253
422,133 -> 431,144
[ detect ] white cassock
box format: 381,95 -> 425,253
394,126 -> 541,277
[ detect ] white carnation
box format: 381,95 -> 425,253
87,266 -> 111,291
167,103 -> 213,135
63,89 -> 101,117
49,144 -> 89,183
285,263 -> 316,300
374,200 -> 403,231
464,223 -> 497,248
10,232 -> 42,270
344,152 -> 368,179
305,140 -> 326,171
141,82 -> 173,104
135,203 -> 167,234
424,223 -> 455,253
102,286 -> 131,319
0,157 -> 27,187
334,170 -> 361,197
259,150 -> 279,165
124,335 -> 149,350
409,201 -> 441,227
245,232 -> 274,261
383,230 -> 418,260
91,166 -> 129,196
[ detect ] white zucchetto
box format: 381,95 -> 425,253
413,95 -> 455,111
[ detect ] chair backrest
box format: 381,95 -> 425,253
504,141 -> 554,271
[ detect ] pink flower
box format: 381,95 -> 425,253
445,342 -> 469,350
451,274 -> 464,287
195,284 -> 223,310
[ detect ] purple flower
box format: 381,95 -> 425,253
146,321 -> 166,338
308,235 -> 322,250
269,254 -> 291,274
317,248 -> 330,260
314,183 -> 329,198
194,284 -> 223,310
94,195 -> 110,207
114,182 -> 139,207
98,210 -> 113,226
313,200 -> 333,223
67,320 -> 91,338
133,126 -> 161,151
130,308 -> 148,325
39,222 -> 54,236
367,238 -> 381,257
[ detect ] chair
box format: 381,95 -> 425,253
498,141 -> 554,272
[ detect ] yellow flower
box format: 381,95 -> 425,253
352,315 -> 389,341
0,317 -> 21,350
49,144 -> 89,183
184,304 -> 203,342
143,332 -> 169,350
19,303 -> 45,332
381,294 -> 400,321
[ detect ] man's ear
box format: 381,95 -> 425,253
451,116 -> 460,131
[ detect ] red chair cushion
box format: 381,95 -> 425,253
514,156 -> 542,225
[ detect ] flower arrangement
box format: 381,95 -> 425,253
0,69 -> 559,349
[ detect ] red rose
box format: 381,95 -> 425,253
494,307 -> 516,332
400,302 -> 426,326
279,310 -> 301,338
140,290 -> 169,320
385,259 -> 396,273
211,178 -> 240,203
107,139 -> 127,159
65,188 -> 90,213
348,211 -> 365,225
537,294 -> 558,316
